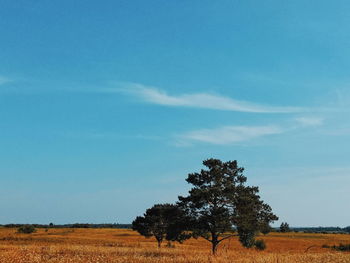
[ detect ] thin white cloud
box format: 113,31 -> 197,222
0,76 -> 11,86
117,83 -> 302,113
177,125 -> 283,145
295,117 -> 324,127
176,115 -> 326,146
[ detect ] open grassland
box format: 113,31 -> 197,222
0,228 -> 349,263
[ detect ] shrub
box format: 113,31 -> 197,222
333,243 -> 350,251
238,230 -> 256,248
322,243 -> 350,252
17,225 -> 36,234
254,239 -> 266,250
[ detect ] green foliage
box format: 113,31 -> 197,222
17,225 -> 36,234
237,230 -> 256,248
70,223 -> 92,228
234,184 -> 278,248
132,204 -> 191,248
254,239 -> 266,250
280,222 -> 290,233
178,158 -> 278,254
260,223 -> 272,235
324,243 -> 350,251
336,244 -> 350,251
344,226 -> 350,233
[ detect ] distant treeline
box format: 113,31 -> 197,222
285,227 -> 350,234
1,223 -> 132,229
1,224 -> 349,233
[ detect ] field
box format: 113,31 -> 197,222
0,228 -> 349,263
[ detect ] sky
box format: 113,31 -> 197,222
0,0 -> 350,227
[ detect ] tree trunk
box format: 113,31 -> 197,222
212,242 -> 218,255
155,236 -> 162,248
211,234 -> 219,255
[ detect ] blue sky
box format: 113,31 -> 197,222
0,0 -> 350,227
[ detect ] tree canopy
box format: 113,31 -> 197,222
280,222 -> 291,233
132,204 -> 190,248
178,158 -> 278,254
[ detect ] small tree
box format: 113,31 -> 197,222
234,185 -> 278,247
132,204 -> 190,248
254,239 -> 266,250
178,159 -> 278,254
17,225 -> 36,234
280,222 -> 290,233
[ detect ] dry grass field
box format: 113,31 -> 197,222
0,228 -> 349,263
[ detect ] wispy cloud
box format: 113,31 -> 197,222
117,83 -> 302,113
176,115 -> 326,146
0,76 -> 11,86
177,125 -> 283,145
295,117 -> 324,127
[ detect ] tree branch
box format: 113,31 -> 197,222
217,234 -> 238,243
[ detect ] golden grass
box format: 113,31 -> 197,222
0,228 -> 349,262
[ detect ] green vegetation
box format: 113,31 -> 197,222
323,243 -> 350,251
132,204 -> 190,248
134,158 -> 278,254
17,225 -> 36,234
333,244 -> 350,251
280,222 -> 291,233
254,239 -> 266,250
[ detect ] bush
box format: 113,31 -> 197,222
17,225 -> 36,234
238,230 -> 256,248
333,243 -> 350,251
322,243 -> 350,252
254,239 -> 266,250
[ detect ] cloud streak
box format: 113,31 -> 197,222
177,125 -> 283,145
295,117 -> 324,127
117,83 -> 302,113
176,115 -> 325,146
0,76 -> 11,86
